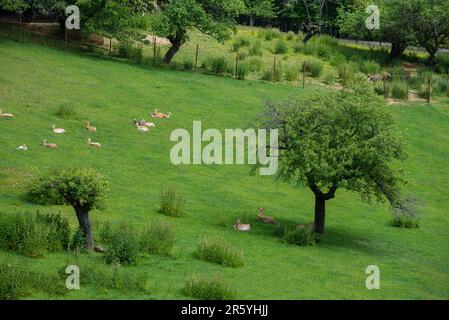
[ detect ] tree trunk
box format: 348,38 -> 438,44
314,194 -> 326,234
163,37 -> 183,64
74,205 -> 94,249
389,42 -> 406,60
249,14 -> 254,27
302,31 -> 318,44
427,51 -> 438,68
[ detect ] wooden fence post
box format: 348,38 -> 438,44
427,74 -> 432,104
273,56 -> 276,84
383,79 -> 389,100
302,61 -> 306,89
194,44 -> 199,72
153,35 -> 157,66
235,51 -> 239,79
109,38 -> 112,56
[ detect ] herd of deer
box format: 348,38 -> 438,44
1,108 -> 172,151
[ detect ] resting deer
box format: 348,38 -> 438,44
87,138 -> 102,148
52,124 -> 66,134
150,109 -> 172,119
367,72 -> 391,82
257,208 -> 277,224
0,109 -> 15,118
134,119 -> 155,128
234,219 -> 251,231
85,121 -> 97,133
43,140 -> 58,148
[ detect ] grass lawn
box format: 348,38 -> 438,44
0,38 -> 448,299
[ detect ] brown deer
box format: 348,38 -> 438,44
257,208 -> 277,224
234,219 -> 251,231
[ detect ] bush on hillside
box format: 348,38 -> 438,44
160,188 -> 186,217
184,273 -> 236,300
194,236 -> 244,268
140,220 -> 174,256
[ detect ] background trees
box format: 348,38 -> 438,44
244,0 -> 275,26
150,0 -> 245,63
260,84 -> 406,233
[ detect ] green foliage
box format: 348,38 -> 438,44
249,40 -> 263,56
392,197 -> 422,228
232,35 -> 251,51
432,75 -> 449,96
56,102 -> 76,119
246,57 -> 263,72
160,188 -> 185,217
276,222 -> 316,246
359,60 -> 382,75
0,263 -> 66,300
374,81 -> 385,96
337,62 -> 358,85
27,167 -> 107,210
194,236 -> 244,268
302,59 -> 324,78
322,69 -> 338,85
436,53 -> 449,74
140,220 -> 174,256
260,84 -> 406,218
286,31 -> 295,41
237,50 -> 248,61
207,56 -> 229,76
274,39 -> 288,54
103,224 -> 140,266
69,228 -> 86,252
390,65 -> 408,81
293,41 -> 304,53
236,62 -> 248,80
0,211 -> 70,257
284,64 -> 300,82
184,273 -> 236,300
182,58 -> 194,71
390,81 -> 409,100
264,28 -> 281,41
262,62 -> 282,82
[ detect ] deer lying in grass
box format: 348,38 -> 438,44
17,144 -> 28,151
257,208 -> 277,224
134,119 -> 155,128
0,109 -> 15,118
52,124 -> 66,134
234,219 -> 251,231
367,72 -> 392,82
85,121 -> 97,133
87,138 -> 102,148
43,140 -> 58,148
150,109 -> 172,119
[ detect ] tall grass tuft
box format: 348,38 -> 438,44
160,188 -> 186,217
140,220 -> 174,256
56,103 -> 76,119
103,223 -> 140,266
390,81 -> 409,100
274,39 -> 288,54
302,59 -> 324,78
194,236 -> 244,268
184,273 -> 236,300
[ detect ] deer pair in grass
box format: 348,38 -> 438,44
234,208 -> 277,232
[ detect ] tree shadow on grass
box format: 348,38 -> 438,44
317,227 -> 387,257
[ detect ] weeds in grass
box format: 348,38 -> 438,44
274,39 -> 288,54
284,64 -> 301,82
194,236 -> 244,268
249,40 -> 263,56
0,211 -> 70,257
0,263 -> 66,300
56,103 -> 76,119
392,197 -> 422,228
302,59 -> 324,78
286,31 -> 295,41
322,69 -> 338,85
184,273 -> 236,300
160,188 -> 185,217
140,220 -> 174,256
359,60 -> 382,74
390,81 -> 409,100
246,57 -> 263,72
276,222 -> 316,246
207,56 -> 229,76
103,223 -> 140,266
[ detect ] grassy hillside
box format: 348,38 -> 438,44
0,38 -> 449,299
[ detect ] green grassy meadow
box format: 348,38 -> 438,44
1,37 -> 449,299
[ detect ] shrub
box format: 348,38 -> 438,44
374,81 -> 385,96
284,65 -> 300,82
359,60 -> 382,75
70,228 -> 86,252
329,53 -> 346,67
194,236 -> 244,268
56,103 -> 76,119
418,82 -> 431,99
262,62 -> 282,82
390,81 -> 409,100
264,28 -> 281,41
232,35 -> 251,51
208,56 -> 228,76
303,59 -> 324,78
293,41 -> 304,53
237,50 -> 248,61
276,222 -> 316,246
103,224 -> 140,266
246,57 -> 263,72
436,53 -> 449,74
0,263 -> 66,300
0,211 -> 70,257
131,45 -> 143,63
236,62 -> 248,80
160,188 -> 185,217
286,31 -> 295,41
140,220 -> 174,256
338,62 -> 358,85
182,58 -> 194,71
322,69 -> 338,85
432,75 -> 449,96
184,273 -> 236,300
392,197 -> 422,228
249,41 -> 263,56
115,41 -> 133,58
390,65 -> 408,81
274,39 -> 288,54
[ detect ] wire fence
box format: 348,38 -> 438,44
2,23 -> 449,104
